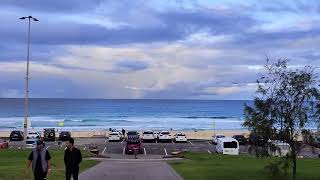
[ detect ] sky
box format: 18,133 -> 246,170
0,0 -> 319,99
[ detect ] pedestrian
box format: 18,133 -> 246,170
27,140 -> 51,180
122,128 -> 125,137
64,138 -> 82,180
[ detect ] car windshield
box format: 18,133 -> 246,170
177,134 -> 185,136
161,132 -> 170,135
143,132 -> 153,134
127,131 -> 138,135
26,141 -> 36,144
224,141 -> 238,148
29,132 -> 38,135
111,133 -> 119,135
127,138 -> 140,144
217,135 -> 225,138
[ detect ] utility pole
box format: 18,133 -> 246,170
19,16 -> 39,142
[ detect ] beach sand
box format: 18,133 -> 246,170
0,129 -> 249,140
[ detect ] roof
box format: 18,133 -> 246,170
217,137 -> 238,142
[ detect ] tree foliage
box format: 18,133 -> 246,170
243,59 -> 320,180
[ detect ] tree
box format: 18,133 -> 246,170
243,59 -> 320,180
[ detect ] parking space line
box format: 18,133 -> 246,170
207,142 -> 212,145
121,140 -> 124,143
207,150 -> 212,154
123,147 -> 125,155
144,148 -> 147,156
172,141 -> 175,144
164,148 -> 168,156
104,139 -> 108,143
189,141 -> 194,145
102,146 -> 106,154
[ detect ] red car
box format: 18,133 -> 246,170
125,135 -> 143,154
0,139 -> 8,149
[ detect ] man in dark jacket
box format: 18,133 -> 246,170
27,140 -> 51,180
64,138 -> 82,180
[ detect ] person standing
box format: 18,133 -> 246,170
122,128 -> 126,138
64,138 -> 82,180
27,140 -> 51,180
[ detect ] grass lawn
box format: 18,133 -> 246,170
0,149 -> 99,180
170,153 -> 320,180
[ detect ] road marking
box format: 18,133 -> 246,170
123,147 -> 126,155
164,148 -> 168,156
207,150 -> 212,154
83,146 -> 86,150
104,139 -> 108,143
102,146 -> 106,154
207,142 -> 212,145
189,141 -> 194,145
46,146 -> 49,150
144,148 -> 147,156
121,140 -> 124,143
172,141 -> 175,144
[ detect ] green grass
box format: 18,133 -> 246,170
0,149 -> 99,180
170,153 -> 320,180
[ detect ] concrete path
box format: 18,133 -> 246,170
79,160 -> 183,180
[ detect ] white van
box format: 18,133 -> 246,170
216,137 -> 239,155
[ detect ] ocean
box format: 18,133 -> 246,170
0,99 -> 252,131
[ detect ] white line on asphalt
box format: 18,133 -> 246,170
164,148 -> 168,156
207,150 -> 212,154
121,140 -> 124,143
207,142 -> 212,145
104,139 -> 108,143
102,146 -> 106,154
189,141 -> 194,145
46,146 -> 49,150
123,147 -> 126,155
172,141 -> 175,144
144,148 -> 147,156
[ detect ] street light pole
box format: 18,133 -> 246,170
20,16 -> 38,142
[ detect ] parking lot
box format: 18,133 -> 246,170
4,137 -> 320,159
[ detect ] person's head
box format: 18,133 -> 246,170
36,140 -> 44,150
66,137 -> 74,149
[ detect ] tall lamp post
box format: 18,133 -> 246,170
19,16 -> 38,141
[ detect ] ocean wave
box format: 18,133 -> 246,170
181,116 -> 236,119
64,119 -> 131,123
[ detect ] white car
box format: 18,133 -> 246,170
174,133 -> 187,142
26,139 -> 37,149
108,132 -> 123,141
216,137 -> 239,155
213,135 -> 225,145
158,131 -> 172,142
27,131 -> 41,140
142,130 -> 156,142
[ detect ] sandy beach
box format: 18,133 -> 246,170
0,129 -> 249,140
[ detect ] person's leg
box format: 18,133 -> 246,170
65,169 -> 72,180
72,167 -> 79,180
41,171 -> 47,180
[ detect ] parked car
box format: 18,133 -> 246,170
10,130 -> 24,141
142,130 -> 156,142
174,133 -> 187,143
126,131 -> 139,140
158,131 -> 172,142
248,133 -> 266,146
59,131 -> 71,141
26,139 -> 37,149
232,135 -> 246,145
216,137 -> 239,155
0,139 -> 8,149
43,128 -> 56,141
212,135 -> 225,145
125,135 -> 143,154
268,140 -> 291,157
109,131 -> 123,142
27,131 -> 41,140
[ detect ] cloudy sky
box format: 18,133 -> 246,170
0,0 -> 319,99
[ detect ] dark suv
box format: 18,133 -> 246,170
10,130 -> 24,141
59,131 -> 71,141
232,135 -> 246,145
43,128 -> 56,141
125,135 -> 142,154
